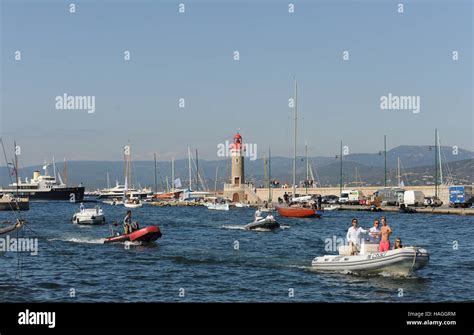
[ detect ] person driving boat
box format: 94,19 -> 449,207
123,210 -> 132,234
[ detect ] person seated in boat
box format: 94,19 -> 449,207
393,238 -> 403,250
254,209 -> 263,222
346,218 -> 368,255
131,221 -> 140,232
266,213 -> 275,221
379,216 -> 392,252
368,219 -> 381,243
123,210 -> 132,234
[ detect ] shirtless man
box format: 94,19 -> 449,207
379,216 -> 392,252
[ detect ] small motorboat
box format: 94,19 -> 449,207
324,204 -> 340,211
207,203 -> 229,211
104,225 -> 162,244
277,206 -> 321,218
0,194 -> 29,211
311,242 -> 429,276
123,198 -> 143,208
244,217 -> 280,230
235,202 -> 250,208
72,207 -> 106,225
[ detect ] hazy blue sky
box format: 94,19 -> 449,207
1,0 -> 472,165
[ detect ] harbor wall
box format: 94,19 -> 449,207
255,185 -> 453,204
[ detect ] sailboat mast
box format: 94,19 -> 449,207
268,148 -> 272,203
64,158 -> 68,185
195,149 -> 199,191
154,153 -> 158,193
437,131 -> 443,184
305,142 -> 308,195
339,140 -> 343,196
14,141 -> 19,195
171,156 -> 175,191
293,77 -> 297,198
107,172 -> 110,189
214,162 -> 219,192
52,157 -> 57,181
188,147 -> 192,190
397,156 -> 401,187
434,128 -> 438,198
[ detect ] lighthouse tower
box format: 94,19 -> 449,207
230,132 -> 245,186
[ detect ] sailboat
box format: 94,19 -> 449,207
259,149 -> 274,212
152,156 -> 183,201
277,78 -> 320,218
0,138 -> 27,236
122,144 -> 143,208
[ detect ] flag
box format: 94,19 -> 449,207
174,178 -> 182,188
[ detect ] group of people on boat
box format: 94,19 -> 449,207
346,216 -> 402,255
254,209 -> 274,222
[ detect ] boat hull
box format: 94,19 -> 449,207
104,226 -> 162,244
0,201 -> 29,211
311,247 -> 430,276
1,187 -> 85,201
277,206 -> 320,218
124,202 -> 143,208
207,203 -> 229,211
72,215 -> 105,225
245,218 -> 280,230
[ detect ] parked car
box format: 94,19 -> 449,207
322,195 -> 339,204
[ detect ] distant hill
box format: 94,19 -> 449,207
1,146 -> 472,190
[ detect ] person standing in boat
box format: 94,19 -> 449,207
346,218 -> 368,255
80,202 -> 85,212
123,210 -> 132,234
379,216 -> 392,252
368,219 -> 381,243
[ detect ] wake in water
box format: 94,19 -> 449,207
221,225 -> 246,230
49,237 -> 105,244
221,225 -> 290,231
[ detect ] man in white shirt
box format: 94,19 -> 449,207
254,209 -> 263,222
346,218 -> 368,255
368,219 -> 381,243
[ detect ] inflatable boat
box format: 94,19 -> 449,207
104,226 -> 162,244
244,217 -> 280,230
311,243 -> 429,276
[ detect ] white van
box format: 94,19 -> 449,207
403,190 -> 425,207
339,190 -> 363,204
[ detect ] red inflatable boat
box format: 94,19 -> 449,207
104,226 -> 162,244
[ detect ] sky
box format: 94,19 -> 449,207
0,0 -> 472,165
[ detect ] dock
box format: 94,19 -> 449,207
335,205 -> 474,216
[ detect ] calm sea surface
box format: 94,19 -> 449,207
1,202 -> 473,302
